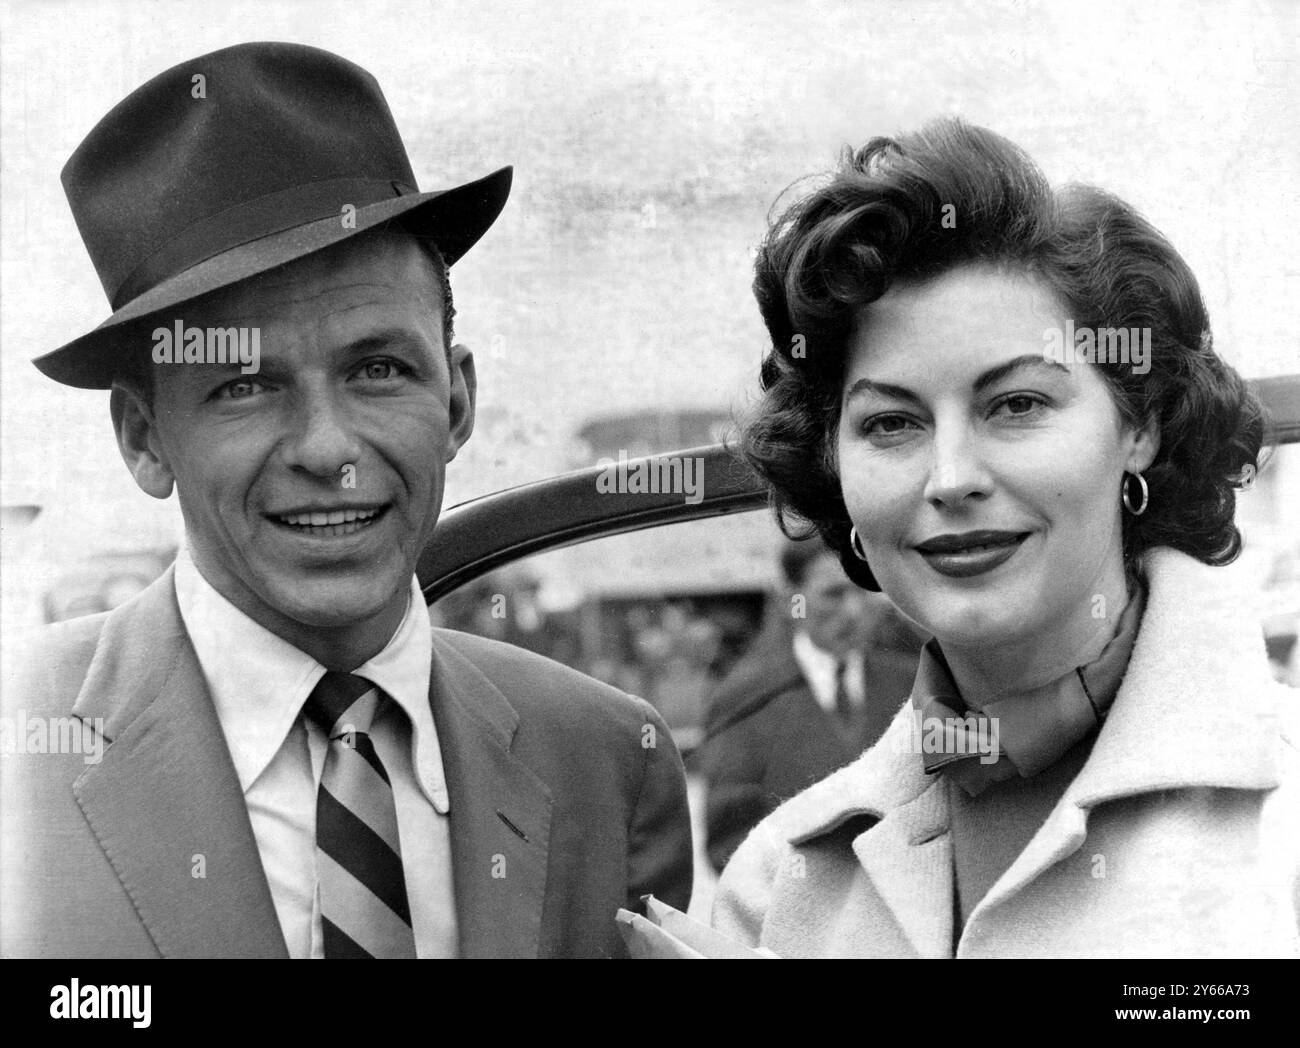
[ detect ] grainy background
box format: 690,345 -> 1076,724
3,0 -> 1298,576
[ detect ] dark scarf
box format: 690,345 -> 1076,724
911,578 -> 1147,797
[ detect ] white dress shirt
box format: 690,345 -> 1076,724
174,549 -> 458,958
791,630 -> 866,715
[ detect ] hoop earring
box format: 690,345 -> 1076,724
849,525 -> 869,561
1122,471 -> 1148,516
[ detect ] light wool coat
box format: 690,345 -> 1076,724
712,548 -> 1300,958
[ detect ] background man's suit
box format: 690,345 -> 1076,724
702,615 -> 920,871
0,569 -> 693,957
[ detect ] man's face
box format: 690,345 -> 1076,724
115,232 -> 474,657
796,552 -> 875,658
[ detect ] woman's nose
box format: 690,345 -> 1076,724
922,421 -> 993,507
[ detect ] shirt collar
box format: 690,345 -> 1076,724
792,630 -> 836,691
173,549 -> 448,812
353,574 -> 448,812
792,630 -> 862,710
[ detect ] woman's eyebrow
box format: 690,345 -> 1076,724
844,354 -> 1070,402
843,376 -> 921,403
973,354 -> 1070,392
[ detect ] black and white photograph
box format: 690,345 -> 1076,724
0,0 -> 1296,1010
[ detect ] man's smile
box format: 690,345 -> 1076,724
265,503 -> 391,539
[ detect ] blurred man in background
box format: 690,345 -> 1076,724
702,538 -> 924,870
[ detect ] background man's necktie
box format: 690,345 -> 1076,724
303,672 -> 417,959
833,658 -> 855,724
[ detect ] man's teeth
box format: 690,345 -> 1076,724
278,508 -> 380,526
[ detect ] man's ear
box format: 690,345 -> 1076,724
1127,412 -> 1161,475
445,343 -> 476,463
109,383 -> 176,499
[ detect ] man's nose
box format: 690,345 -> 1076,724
279,390 -> 364,478
922,415 -> 992,507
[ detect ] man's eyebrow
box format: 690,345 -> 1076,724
844,354 -> 1071,402
341,328 -> 426,354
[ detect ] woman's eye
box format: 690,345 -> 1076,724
863,414 -> 918,439
994,393 -> 1048,417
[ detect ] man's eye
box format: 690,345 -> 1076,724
215,378 -> 263,399
357,359 -> 405,381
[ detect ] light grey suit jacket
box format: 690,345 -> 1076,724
1,568 -> 693,957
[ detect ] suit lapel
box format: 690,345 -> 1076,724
71,569 -> 288,958
429,632 -> 553,958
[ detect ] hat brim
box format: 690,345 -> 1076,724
34,166 -> 513,389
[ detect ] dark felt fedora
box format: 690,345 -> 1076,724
35,41 -> 513,388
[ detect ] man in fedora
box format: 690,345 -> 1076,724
1,42 -> 692,958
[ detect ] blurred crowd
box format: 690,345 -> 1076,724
433,566 -> 764,752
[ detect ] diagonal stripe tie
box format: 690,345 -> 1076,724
303,671 -> 416,959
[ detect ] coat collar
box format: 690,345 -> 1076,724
773,547 -> 1283,956
976,547 -> 1281,921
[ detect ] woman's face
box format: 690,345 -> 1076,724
835,265 -> 1158,653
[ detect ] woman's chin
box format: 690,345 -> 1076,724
903,589 -> 1038,652
931,619 -> 1029,654
877,568 -> 1011,643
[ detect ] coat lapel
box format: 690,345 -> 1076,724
963,548 -> 1283,936
429,632 -> 553,958
784,707 -> 955,957
848,779 -> 953,957
70,569 -> 288,958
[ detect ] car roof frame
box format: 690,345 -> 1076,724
419,373 -> 1300,603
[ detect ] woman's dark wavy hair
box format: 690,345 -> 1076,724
741,117 -> 1266,590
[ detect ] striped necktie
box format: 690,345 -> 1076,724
303,671 -> 417,959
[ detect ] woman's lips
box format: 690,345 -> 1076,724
914,532 -> 1030,578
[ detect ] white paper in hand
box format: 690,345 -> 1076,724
616,895 -> 779,959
